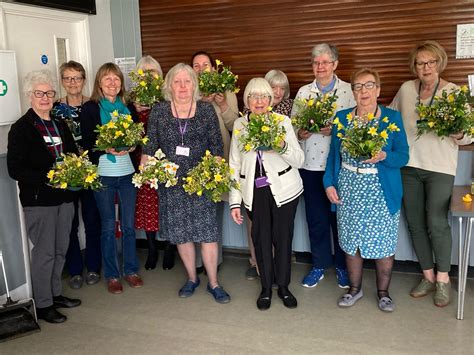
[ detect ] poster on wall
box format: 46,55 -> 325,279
0,50 -> 22,126
456,24 -> 474,59
114,57 -> 136,91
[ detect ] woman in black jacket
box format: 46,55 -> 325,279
7,70 -> 81,324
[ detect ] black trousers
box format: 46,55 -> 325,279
247,185 -> 299,290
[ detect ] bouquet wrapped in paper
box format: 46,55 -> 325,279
198,59 -> 239,96
182,150 -> 239,203
334,112 -> 400,159
291,94 -> 338,132
132,149 -> 179,189
416,85 -> 474,138
95,110 -> 148,151
47,151 -> 102,191
236,108 -> 287,153
128,69 -> 164,106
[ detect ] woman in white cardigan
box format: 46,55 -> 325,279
229,78 -> 304,311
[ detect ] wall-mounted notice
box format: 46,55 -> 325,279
456,24 -> 474,59
114,57 -> 136,91
0,50 -> 21,126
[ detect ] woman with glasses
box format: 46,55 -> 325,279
291,43 -> 355,290
324,68 -> 409,312
390,40 -> 472,307
7,70 -> 81,323
51,61 -> 102,290
229,78 -> 304,310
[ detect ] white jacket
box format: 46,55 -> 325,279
229,114 -> 304,211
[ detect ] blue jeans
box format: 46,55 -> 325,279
66,190 -> 102,275
300,169 -> 346,270
94,174 -> 138,279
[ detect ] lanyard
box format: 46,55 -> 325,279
39,118 -> 62,159
418,80 -> 439,107
173,101 -> 193,146
256,151 -> 264,176
356,105 -> 379,118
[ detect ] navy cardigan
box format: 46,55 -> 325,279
323,106 -> 409,215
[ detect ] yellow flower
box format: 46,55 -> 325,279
112,110 -> 119,117
197,190 -> 203,196
428,121 -> 435,128
337,132 -> 343,138
267,106 -> 272,112
332,103 -> 337,109
233,128 -> 241,135
387,123 -> 398,132
214,174 -> 222,182
382,117 -> 389,123
380,130 -> 388,140
107,121 -> 116,128
205,150 -> 211,156
368,127 -> 378,136
76,162 -> 82,168
367,112 -> 375,121
261,125 -> 270,132
60,182 -> 67,189
137,69 -> 144,76
115,130 -> 124,138
337,123 -> 344,131
244,143 -> 251,151
140,81 -> 146,87
215,59 -> 222,66
47,170 -> 55,179
346,113 -> 353,121
448,94 -> 455,103
234,88 -> 240,93
85,174 -> 96,183
122,122 -> 130,129
186,176 -> 193,183
461,85 -> 468,93
333,117 -> 340,125
142,137 -> 149,144
126,115 -> 133,121
307,99 -> 314,107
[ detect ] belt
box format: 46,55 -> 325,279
342,161 -> 378,174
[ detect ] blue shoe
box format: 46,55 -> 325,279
336,268 -> 350,289
301,268 -> 325,288
179,278 -> 200,298
207,284 -> 231,304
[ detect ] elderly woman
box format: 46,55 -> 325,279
51,60 -> 102,290
390,40 -> 472,307
230,78 -> 304,311
81,63 -> 142,295
131,55 -> 176,271
143,63 -> 230,304
291,43 -> 356,289
7,70 -> 81,323
324,68 -> 409,312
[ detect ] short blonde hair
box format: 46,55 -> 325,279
265,70 -> 290,100
351,68 -> 381,87
243,77 -> 274,109
23,70 -> 56,97
408,40 -> 448,76
162,63 -> 200,102
137,55 -> 163,76
90,63 -> 126,103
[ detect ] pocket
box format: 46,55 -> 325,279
278,166 -> 292,176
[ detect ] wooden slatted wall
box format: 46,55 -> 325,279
140,0 -> 474,105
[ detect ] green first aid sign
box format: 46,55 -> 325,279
0,79 -> 7,96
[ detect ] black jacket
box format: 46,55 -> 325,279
7,108 -> 78,207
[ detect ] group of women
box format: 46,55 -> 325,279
7,40 -> 471,322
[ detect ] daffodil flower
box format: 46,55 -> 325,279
380,130 -> 388,140
140,81 -> 146,87
47,170 -> 55,179
137,69 -> 144,76
214,174 -> 222,182
261,125 -> 270,132
60,182 -> 67,189
382,117 -> 389,123
368,127 -> 378,136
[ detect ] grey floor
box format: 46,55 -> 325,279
2,251 -> 473,354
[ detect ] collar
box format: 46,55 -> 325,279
311,75 -> 340,94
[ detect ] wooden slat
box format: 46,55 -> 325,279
140,0 -> 474,105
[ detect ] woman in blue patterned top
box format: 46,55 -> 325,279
323,68 -> 409,312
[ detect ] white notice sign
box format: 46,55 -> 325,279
114,57 -> 137,91
456,24 -> 474,59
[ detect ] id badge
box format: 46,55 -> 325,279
255,176 -> 270,188
176,145 -> 190,156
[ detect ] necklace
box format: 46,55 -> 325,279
173,100 -> 193,119
356,104 -> 379,118
418,80 -> 439,107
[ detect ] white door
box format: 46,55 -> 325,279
0,3 -> 92,113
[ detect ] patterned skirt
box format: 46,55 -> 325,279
135,184 -> 159,231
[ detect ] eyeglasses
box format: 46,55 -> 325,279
248,94 -> 271,101
312,61 -> 334,67
415,60 -> 437,69
352,81 -> 377,91
62,76 -> 84,83
32,90 -> 56,98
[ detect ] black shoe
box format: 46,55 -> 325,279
145,233 -> 158,270
36,306 -> 67,323
277,286 -> 297,309
53,295 -> 82,308
257,289 -> 272,311
162,242 -> 176,270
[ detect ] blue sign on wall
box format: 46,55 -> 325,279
41,54 -> 48,64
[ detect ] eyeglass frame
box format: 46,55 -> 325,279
312,60 -> 335,67
31,90 -> 56,98
62,76 -> 84,83
247,93 -> 271,101
352,81 -> 378,91
415,59 -> 438,69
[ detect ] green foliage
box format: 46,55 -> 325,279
198,59 -> 239,96
128,69 -> 164,106
291,93 -> 338,132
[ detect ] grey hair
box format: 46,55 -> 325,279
243,77 -> 274,109
136,55 -> 163,76
265,70 -> 290,100
23,70 -> 56,97
311,43 -> 339,62
162,63 -> 200,102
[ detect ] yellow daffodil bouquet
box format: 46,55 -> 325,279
291,94 -> 338,132
182,150 -> 239,203
132,149 -> 179,189
94,110 -> 148,151
335,113 -> 400,160
128,69 -> 164,106
417,85 -> 474,138
47,151 -> 102,191
236,108 -> 287,153
198,59 -> 239,96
